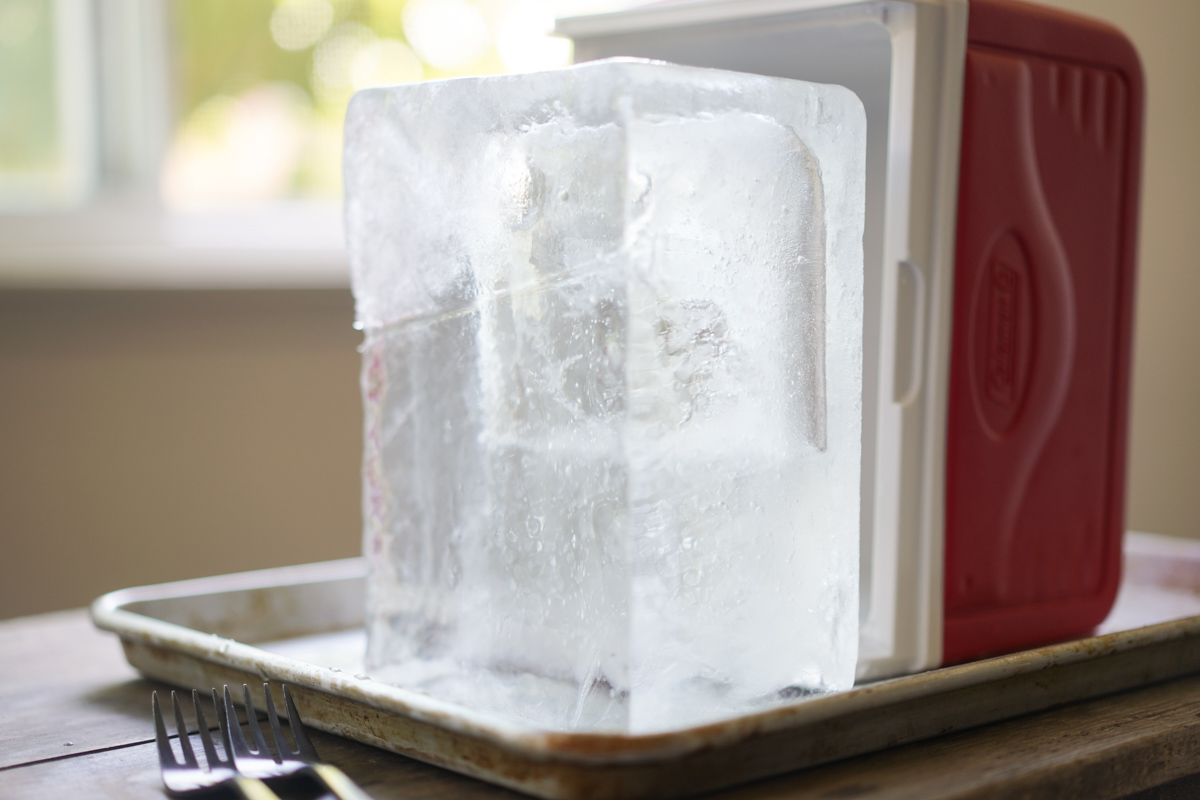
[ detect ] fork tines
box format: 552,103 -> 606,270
223,682 -> 374,800
151,688 -> 282,799
267,683 -> 322,761
222,683 -> 320,764
153,689 -> 216,777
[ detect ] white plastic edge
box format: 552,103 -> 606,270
557,0 -> 871,38
911,0 -> 968,676
559,0 -> 968,680
859,0 -> 968,680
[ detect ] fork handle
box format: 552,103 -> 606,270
306,763 -> 374,800
230,775 -> 285,800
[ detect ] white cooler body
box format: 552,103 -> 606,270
558,0 -> 970,680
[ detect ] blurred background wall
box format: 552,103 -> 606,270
0,289 -> 364,617
1,0 -> 1197,619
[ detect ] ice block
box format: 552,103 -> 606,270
344,58 -> 866,733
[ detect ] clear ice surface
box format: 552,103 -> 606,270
344,58 -> 865,733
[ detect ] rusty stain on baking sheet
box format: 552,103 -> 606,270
93,553 -> 1200,800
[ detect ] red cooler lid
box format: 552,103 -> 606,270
943,0 -> 1144,662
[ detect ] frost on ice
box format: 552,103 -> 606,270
344,58 -> 866,733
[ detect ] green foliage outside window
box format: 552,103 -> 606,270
166,0 -> 591,208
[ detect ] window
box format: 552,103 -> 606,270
0,0 -> 94,209
0,0 -> 631,285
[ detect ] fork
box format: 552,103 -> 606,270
152,689 -> 282,799
223,683 -> 374,800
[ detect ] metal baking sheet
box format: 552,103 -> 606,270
91,532 -> 1200,800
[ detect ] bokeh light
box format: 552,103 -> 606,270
161,83 -> 312,209
497,0 -> 571,73
402,0 -> 490,72
270,0 -> 335,51
352,38 -> 424,88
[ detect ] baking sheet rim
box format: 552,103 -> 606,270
91,557 -> 1200,766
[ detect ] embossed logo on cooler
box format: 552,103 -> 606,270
986,259 -> 1020,407
971,231 -> 1034,438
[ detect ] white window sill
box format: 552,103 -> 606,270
0,200 -> 350,289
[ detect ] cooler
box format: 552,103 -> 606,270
556,0 -> 1144,678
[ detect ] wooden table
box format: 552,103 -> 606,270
4,609 -> 1200,800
